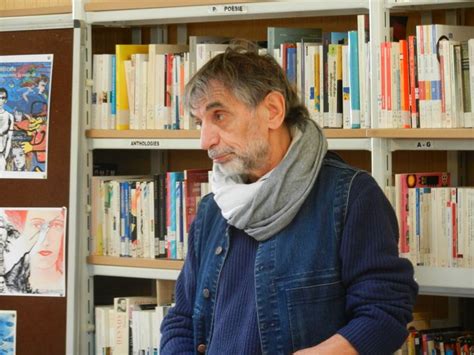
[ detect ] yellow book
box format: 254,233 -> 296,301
115,44 -> 149,130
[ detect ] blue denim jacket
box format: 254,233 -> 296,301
191,154 -> 359,354
161,152 -> 417,354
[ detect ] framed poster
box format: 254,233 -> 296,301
0,207 -> 66,297
0,54 -> 53,179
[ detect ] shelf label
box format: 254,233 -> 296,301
130,140 -> 160,148
414,140 -> 434,150
208,5 -> 248,14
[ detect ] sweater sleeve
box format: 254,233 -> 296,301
159,221 -> 198,354
336,172 -> 418,355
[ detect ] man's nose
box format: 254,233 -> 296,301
200,121 -> 219,151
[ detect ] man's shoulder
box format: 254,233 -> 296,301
321,152 -> 362,175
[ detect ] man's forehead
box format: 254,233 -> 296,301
190,85 -> 232,116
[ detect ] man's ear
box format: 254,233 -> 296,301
262,91 -> 286,130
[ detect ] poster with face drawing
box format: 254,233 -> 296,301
0,207 -> 66,297
0,310 -> 16,355
0,54 -> 53,179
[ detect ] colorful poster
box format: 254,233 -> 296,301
0,54 -> 53,179
0,310 -> 16,355
0,207 -> 66,297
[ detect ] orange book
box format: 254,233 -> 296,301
399,39 -> 411,128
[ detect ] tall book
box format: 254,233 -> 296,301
115,44 -> 149,130
183,169 -> 209,259
461,41 -> 473,128
348,31 -> 360,128
166,171 -> 184,259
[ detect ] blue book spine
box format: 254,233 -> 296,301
119,182 -> 127,256
111,55 -> 116,116
330,32 -> 348,45
176,180 -> 184,259
123,181 -> 131,257
169,172 -> 184,259
348,31 -> 360,129
286,47 -> 297,85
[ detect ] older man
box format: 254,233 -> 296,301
160,43 -> 418,355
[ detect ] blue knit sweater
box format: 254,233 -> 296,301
160,172 -> 418,354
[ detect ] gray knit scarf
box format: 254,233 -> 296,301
211,119 -> 327,241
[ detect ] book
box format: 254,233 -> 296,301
115,44 -> 149,130
183,169 -> 209,259
267,27 -> 322,58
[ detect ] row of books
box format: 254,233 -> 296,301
91,17 -> 371,131
389,172 -> 474,268
95,296 -> 172,355
378,24 -> 474,128
398,327 -> 474,355
90,169 -> 211,260
269,17 -> 370,129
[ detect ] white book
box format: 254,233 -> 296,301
195,43 -> 230,72
95,306 -> 113,355
468,39 -> 474,128
135,182 -> 143,258
141,181 -> 150,259
124,59 -> 136,129
91,55 -> 101,129
391,42 -> 401,128
132,54 -> 148,130
189,35 -> 229,75
439,40 -> 451,128
453,44 -> 464,127
101,54 -> 113,129
304,45 -> 316,122
467,188 -> 474,268
114,297 -> 157,355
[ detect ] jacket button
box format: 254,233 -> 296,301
197,344 -> 206,353
215,246 -> 223,255
202,288 -> 210,298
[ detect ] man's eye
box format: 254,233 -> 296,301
215,113 -> 225,121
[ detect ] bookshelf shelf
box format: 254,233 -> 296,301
0,6 -> 72,18
85,0 -> 261,12
85,0 -> 369,26
415,266 -> 474,298
387,0 -> 474,10
87,256 -> 183,280
86,129 -> 373,150
0,13 -> 73,31
368,128 -> 474,139
86,129 -> 201,138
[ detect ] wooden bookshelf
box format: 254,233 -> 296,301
0,6 -> 71,17
324,128 -> 368,138
86,129 -> 201,139
87,255 -> 184,270
87,128 -> 370,139
368,128 -> 474,139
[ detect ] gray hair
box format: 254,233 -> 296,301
185,40 -> 309,128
